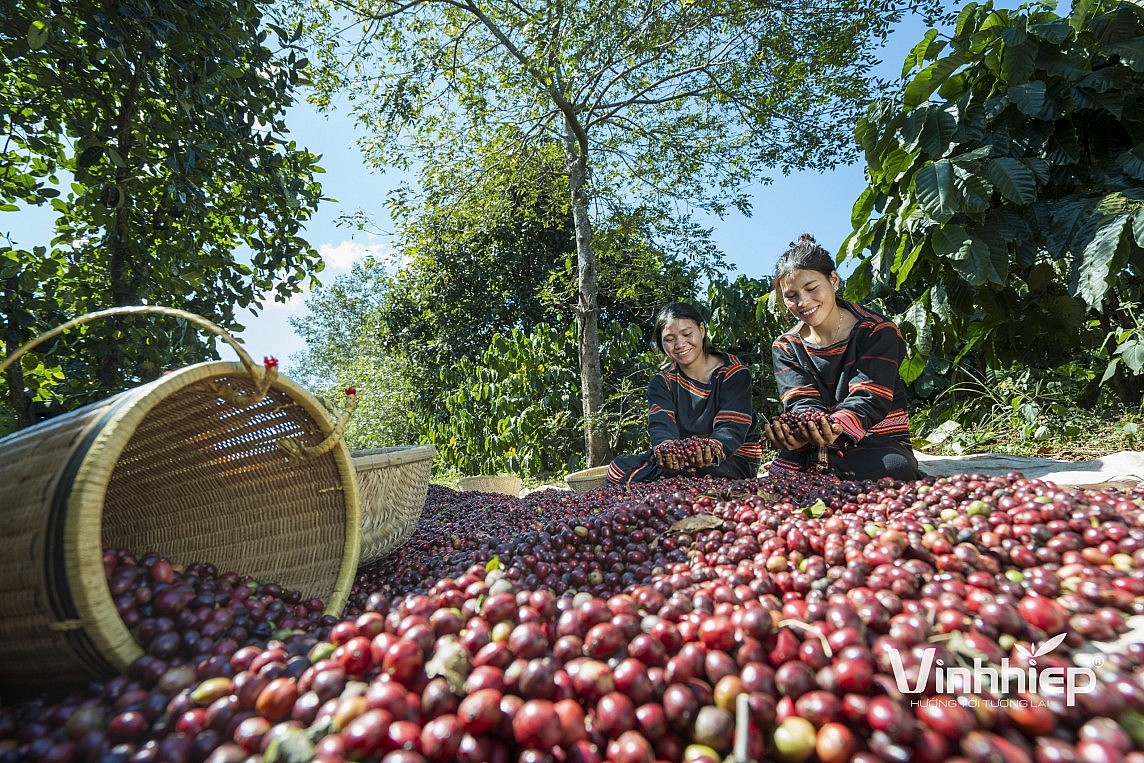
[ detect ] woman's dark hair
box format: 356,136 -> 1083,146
773,233 -> 839,296
651,302 -> 715,355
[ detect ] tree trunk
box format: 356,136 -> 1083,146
563,118 -> 610,467
98,51 -> 146,391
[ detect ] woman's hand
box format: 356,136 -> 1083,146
802,415 -> 843,447
763,419 -> 810,452
655,438 -> 720,471
688,441 -> 719,469
654,442 -> 685,472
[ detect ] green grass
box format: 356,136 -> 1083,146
911,403 -> 1142,460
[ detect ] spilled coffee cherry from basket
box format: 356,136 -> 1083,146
4,470 -> 1144,763
104,547 -> 330,675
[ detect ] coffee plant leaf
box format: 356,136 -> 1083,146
801,499 -> 828,518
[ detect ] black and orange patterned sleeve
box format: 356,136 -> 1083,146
831,318 -> 906,443
709,359 -> 756,460
772,333 -> 826,417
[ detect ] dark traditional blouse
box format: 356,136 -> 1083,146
646,352 -> 763,462
607,352 -> 763,484
771,300 -> 912,448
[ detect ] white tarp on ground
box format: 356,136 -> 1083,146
913,449 -> 1144,488
533,450 -> 1144,496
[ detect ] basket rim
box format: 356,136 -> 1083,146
458,473 -> 521,482
457,474 -> 522,493
565,465 -> 611,482
352,444 -> 437,469
67,360 -> 363,672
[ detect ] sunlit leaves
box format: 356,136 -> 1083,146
902,29 -> 945,78
1074,213 -> 1129,310
903,54 -> 968,108
895,241 -> 926,287
986,157 -> 1037,203
932,223 -> 1002,285
850,198 -> 880,246
1112,334 -> 1144,374
899,293 -> 934,383
846,0 -> 1144,399
914,159 -> 957,220
27,20 -> 50,49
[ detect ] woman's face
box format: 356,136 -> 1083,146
659,317 -> 705,366
780,268 -> 839,326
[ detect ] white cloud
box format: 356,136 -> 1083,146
320,239 -> 388,271
259,290 -> 308,312
250,238 -> 387,315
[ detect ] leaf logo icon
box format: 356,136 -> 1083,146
1015,643 -> 1035,662
1034,633 -> 1067,657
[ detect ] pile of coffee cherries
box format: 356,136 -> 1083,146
2,469 -> 1143,763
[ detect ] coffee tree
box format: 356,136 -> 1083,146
842,0 -> 1144,405
0,0 -> 325,431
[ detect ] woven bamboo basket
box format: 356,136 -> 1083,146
0,306 -> 362,690
351,445 -> 436,565
457,474 -> 523,495
564,465 -> 611,492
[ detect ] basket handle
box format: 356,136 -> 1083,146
0,305 -> 278,404
279,388 -> 358,463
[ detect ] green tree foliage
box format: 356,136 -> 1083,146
843,0 -> 1144,404
433,324 -> 585,476
379,134 -> 711,415
288,259 -> 418,449
285,0 -> 930,465
431,321 -> 670,477
0,0 -> 326,431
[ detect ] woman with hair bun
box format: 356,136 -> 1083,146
764,234 -> 922,481
606,302 -> 763,484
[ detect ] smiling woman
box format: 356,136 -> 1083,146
764,234 -> 921,480
606,302 -> 764,485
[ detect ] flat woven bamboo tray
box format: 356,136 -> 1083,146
565,465 -> 611,492
458,474 -> 523,495
0,306 -> 361,690
351,445 -> 435,565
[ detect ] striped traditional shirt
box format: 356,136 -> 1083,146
647,352 -> 763,462
771,301 -> 912,446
